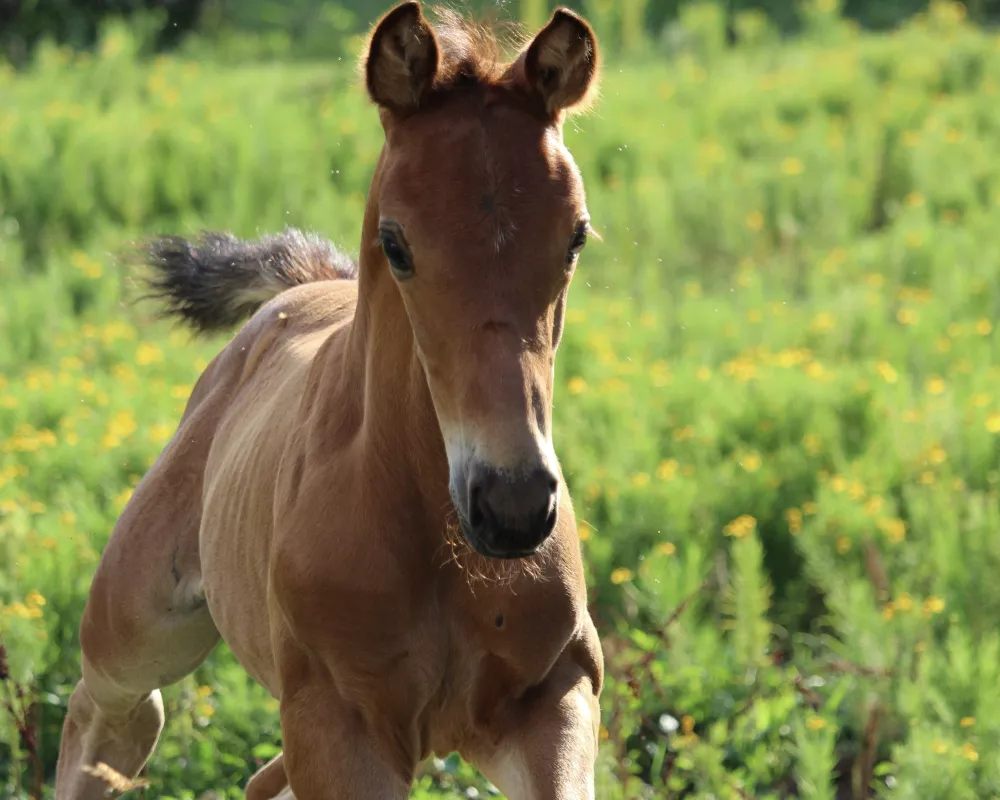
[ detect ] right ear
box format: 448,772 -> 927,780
364,1 -> 440,114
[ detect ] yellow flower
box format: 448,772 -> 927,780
879,518 -> 907,543
781,156 -> 804,176
836,536 -> 851,554
882,603 -> 895,621
923,596 -> 946,616
656,542 -> 676,557
802,501 -> 819,515
745,211 -> 765,231
197,685 -> 213,698
696,366 -> 712,381
567,377 -> 587,395
577,522 -> 591,542
896,592 -> 914,612
960,717 -> 976,728
976,318 -> 993,336
904,191 -> 925,208
811,312 -> 835,332
960,743 -> 979,762
724,514 -> 757,539
876,361 -> 898,384
631,472 -> 650,488
897,308 -> 919,325
785,508 -> 802,535
925,377 -> 946,396
26,590 -> 46,608
610,567 -> 634,585
931,740 -> 949,755
986,412 -> 1000,434
656,459 -> 679,481
806,717 -> 828,731
740,452 -> 761,473
919,471 -> 936,485
971,393 -> 990,408
927,446 -> 947,465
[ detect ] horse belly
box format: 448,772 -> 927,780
199,381 -> 307,695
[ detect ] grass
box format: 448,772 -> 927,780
3,1 -> 1000,797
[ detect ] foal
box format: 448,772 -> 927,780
54,3 -> 604,798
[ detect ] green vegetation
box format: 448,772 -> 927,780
3,1 -> 1000,797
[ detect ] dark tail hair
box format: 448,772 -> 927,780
140,227 -> 357,333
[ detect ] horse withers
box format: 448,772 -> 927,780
54,3 -> 604,797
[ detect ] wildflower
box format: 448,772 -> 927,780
610,568 -> 634,585
879,518 -> 906,543
567,377 -> 587,395
631,472 -> 650,488
577,523 -> 591,542
876,362 -> 898,384
836,536 -> 851,554
925,377 -> 946,396
882,603 -> 895,621
802,501 -> 819,515
745,211 -> 764,231
986,412 -> 1000,434
781,156 -> 804,176
904,232 -> 924,249
785,508 -> 802,535
923,596 -> 946,616
197,685 -> 213,698
971,393 -> 990,408
904,191 -> 925,208
931,740 -> 949,755
681,715 -> 695,735
811,312 -> 836,332
806,717 -> 828,731
656,459 -> 679,481
897,308 -> 919,325
960,717 -> 976,728
927,446 -> 947,465
896,592 -> 914,612
976,318 -> 993,336
919,471 -> 936,485
724,515 -> 757,539
740,452 -> 761,473
960,743 -> 979,762
656,542 -> 676,557
696,366 -> 711,381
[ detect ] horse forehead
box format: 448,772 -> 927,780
388,105 -> 577,212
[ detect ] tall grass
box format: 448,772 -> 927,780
3,2 -> 1000,797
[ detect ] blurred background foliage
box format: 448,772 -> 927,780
4,0 -> 1000,798
6,0 -> 1000,65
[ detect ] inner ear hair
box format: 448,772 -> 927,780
523,7 -> 600,118
365,1 -> 440,114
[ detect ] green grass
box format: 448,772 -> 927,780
4,2 -> 1000,797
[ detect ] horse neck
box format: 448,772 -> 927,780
339,176 -> 452,527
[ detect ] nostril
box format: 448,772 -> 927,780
469,484 -> 486,529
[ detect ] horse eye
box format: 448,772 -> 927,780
566,224 -> 588,264
380,231 -> 413,279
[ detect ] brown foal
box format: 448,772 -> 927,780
54,3 -> 604,798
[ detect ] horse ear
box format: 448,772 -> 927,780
522,8 -> 600,118
364,1 -> 440,114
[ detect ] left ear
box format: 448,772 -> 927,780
521,7 -> 600,119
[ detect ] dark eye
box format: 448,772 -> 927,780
380,229 -> 413,279
567,223 -> 588,264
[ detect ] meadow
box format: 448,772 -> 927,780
3,1 -> 1000,797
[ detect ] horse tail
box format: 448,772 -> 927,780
139,227 -> 357,334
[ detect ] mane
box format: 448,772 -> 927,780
427,6 -> 528,89
357,4 -> 531,94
